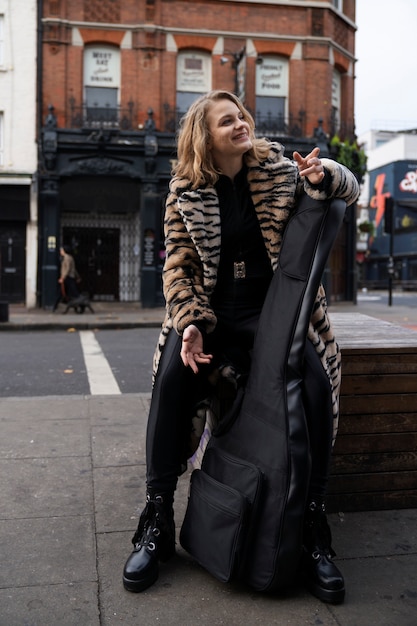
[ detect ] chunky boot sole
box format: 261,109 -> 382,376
305,578 -> 345,604
122,542 -> 175,593
123,561 -> 159,593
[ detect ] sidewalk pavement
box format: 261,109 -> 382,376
1,289 -> 417,332
1,294 -> 417,625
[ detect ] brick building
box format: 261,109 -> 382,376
38,0 -> 357,308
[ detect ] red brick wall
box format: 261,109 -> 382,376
42,0 -> 356,137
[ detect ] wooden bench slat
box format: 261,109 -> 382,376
340,394 -> 417,414
337,412 -> 417,435
328,471 -> 417,493
331,313 -> 417,351
341,374 -> 417,394
341,355 -> 417,375
332,432 -> 417,454
331,450 -> 417,473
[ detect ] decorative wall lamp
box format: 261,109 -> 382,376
218,46 -> 246,99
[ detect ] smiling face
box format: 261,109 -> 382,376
206,98 -> 252,170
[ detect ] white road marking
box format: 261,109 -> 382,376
79,330 -> 121,395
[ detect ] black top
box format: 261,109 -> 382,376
212,165 -> 273,301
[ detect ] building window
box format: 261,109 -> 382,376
255,56 -> 288,134
176,51 -> 211,117
83,45 -> 120,127
331,69 -> 341,135
332,0 -> 343,11
0,14 -> 4,66
0,112 -> 4,166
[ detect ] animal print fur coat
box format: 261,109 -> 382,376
153,142 -> 360,440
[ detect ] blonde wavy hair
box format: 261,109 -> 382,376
173,90 -> 271,189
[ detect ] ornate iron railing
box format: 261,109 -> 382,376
69,98 -> 135,130
161,104 -> 307,138
253,110 -> 306,137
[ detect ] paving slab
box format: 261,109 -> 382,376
1,393 -> 416,626
0,457 -> 92,518
87,392 -> 151,426
0,583 -> 100,626
0,415 -> 90,458
0,516 -> 97,588
0,394 -> 91,421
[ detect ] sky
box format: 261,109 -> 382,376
354,0 -> 417,136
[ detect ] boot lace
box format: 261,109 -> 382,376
131,494 -> 173,550
305,501 -> 336,560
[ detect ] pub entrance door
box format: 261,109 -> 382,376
63,227 -> 120,300
0,223 -> 26,303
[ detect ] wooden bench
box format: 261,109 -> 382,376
326,313 -> 417,513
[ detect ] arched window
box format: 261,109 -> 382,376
176,51 -> 211,117
255,56 -> 289,134
83,45 -> 120,127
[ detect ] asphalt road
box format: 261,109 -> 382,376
0,327 -> 160,397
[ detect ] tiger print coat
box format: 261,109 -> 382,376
153,142 -> 360,439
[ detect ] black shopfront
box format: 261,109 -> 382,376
38,108 -> 175,309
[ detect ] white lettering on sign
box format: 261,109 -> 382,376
399,169 -> 417,193
84,47 -> 120,87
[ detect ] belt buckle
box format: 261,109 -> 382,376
234,261 -> 246,279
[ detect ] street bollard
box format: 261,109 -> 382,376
0,302 -> 9,322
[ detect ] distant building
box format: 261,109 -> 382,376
356,129 -> 417,289
0,0 -> 37,307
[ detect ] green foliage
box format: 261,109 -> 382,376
357,220 -> 375,237
329,135 -> 367,183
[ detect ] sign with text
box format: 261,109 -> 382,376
256,57 -> 288,97
177,53 -> 211,93
84,46 -> 120,87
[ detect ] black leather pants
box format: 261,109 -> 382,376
302,339 -> 334,501
145,302 -> 261,492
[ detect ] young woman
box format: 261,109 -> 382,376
123,90 -> 359,603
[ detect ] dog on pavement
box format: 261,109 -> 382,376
62,293 -> 95,314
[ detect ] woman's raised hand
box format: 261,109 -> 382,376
293,147 -> 325,185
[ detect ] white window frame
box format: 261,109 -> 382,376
332,0 -> 343,12
331,69 -> 341,135
0,112 -> 4,166
83,45 -> 121,126
176,51 -> 211,115
0,14 -> 5,66
255,55 -> 289,130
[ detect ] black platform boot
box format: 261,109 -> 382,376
302,501 -> 345,604
123,490 -> 175,592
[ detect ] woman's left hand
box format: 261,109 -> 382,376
180,324 -> 213,374
293,147 -> 325,185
